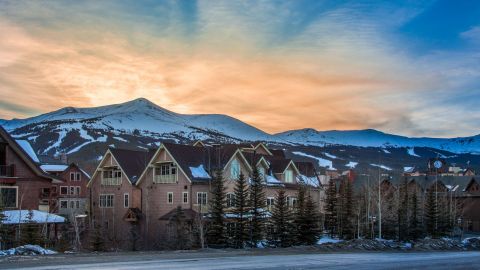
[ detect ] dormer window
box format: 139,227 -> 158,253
285,169 -> 293,183
153,163 -> 177,183
231,159 -> 240,179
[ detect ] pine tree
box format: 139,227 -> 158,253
339,179 -> 354,240
293,186 -> 306,245
397,178 -> 409,241
302,194 -> 321,245
90,223 -> 105,251
409,188 -> 422,240
324,178 -> 338,237
248,167 -> 266,247
425,187 -> 438,238
21,210 -> 42,245
207,169 -> 227,247
268,190 -> 295,247
233,173 -> 249,248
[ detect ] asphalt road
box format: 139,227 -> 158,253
1,250 -> 479,270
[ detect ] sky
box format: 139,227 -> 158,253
0,0 -> 479,138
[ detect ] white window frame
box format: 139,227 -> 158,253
153,163 -> 178,184
59,199 -> 68,209
182,192 -> 189,204
124,193 -> 129,208
99,194 -> 114,208
60,186 -> 69,195
70,186 -> 75,195
196,192 -> 207,205
167,192 -> 173,204
70,172 -> 81,181
266,197 -> 275,209
75,200 -> 80,209
75,186 -> 81,195
0,186 -> 19,208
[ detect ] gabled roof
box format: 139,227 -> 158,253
109,148 -> 156,184
159,208 -> 198,221
295,161 -> 317,177
0,126 -> 55,181
162,143 -> 212,182
270,149 -> 286,158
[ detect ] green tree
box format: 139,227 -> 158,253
324,178 -> 338,237
409,188 -> 422,240
233,173 -> 249,248
293,186 -> 306,245
302,194 -> 321,245
397,178 -> 409,241
21,210 -> 42,245
425,187 -> 438,238
169,206 -> 191,250
248,167 -> 266,247
267,190 -> 295,247
339,179 -> 354,239
207,169 -> 227,247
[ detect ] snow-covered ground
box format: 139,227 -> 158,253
370,164 -> 392,171
0,245 -> 56,256
407,147 -> 421,157
345,161 -> 358,168
292,152 -> 335,170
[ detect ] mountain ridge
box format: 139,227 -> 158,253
1,98 -> 480,159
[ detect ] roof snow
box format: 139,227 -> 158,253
1,210 -> 65,224
189,164 -> 211,179
407,147 -> 421,157
345,161 -> 358,168
297,174 -> 319,187
265,174 -> 283,186
15,140 -> 39,163
370,164 -> 392,171
40,164 -> 68,172
292,151 -> 336,170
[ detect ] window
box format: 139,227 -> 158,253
197,192 -> 207,205
99,194 -> 114,208
123,193 -> 129,208
59,200 -> 67,209
75,186 -> 81,195
70,200 -> 75,209
230,159 -> 240,179
285,169 -> 294,183
75,200 -> 80,209
183,192 -> 188,204
226,193 -> 236,208
266,197 -> 275,210
167,192 -> 173,204
70,172 -> 81,181
286,196 -> 297,208
153,163 -> 177,183
258,167 -> 266,177
70,186 -> 75,195
60,186 -> 68,195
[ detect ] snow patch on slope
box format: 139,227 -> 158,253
292,151 -> 335,170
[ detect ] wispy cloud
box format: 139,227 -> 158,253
0,0 -> 479,137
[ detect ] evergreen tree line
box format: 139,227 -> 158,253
207,168 -> 322,248
323,177 -> 460,241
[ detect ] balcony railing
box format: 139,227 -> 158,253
0,165 -> 14,177
101,177 -> 122,186
153,174 -> 177,184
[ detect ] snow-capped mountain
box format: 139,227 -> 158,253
275,128 -> 480,154
1,98 -> 479,170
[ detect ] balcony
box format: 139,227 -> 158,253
0,165 -> 14,177
153,174 -> 177,184
101,177 -> 122,186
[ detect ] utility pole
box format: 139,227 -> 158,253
378,169 -> 382,239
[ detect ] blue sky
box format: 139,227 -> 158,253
0,0 -> 479,137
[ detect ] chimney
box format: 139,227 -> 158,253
60,152 -> 68,164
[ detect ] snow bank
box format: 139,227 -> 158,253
1,210 -> 65,224
0,245 -> 57,256
317,236 -> 343,244
189,164 -> 211,179
16,140 -> 39,162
